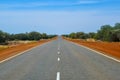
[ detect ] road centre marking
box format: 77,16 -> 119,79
56,72 -> 60,80
58,51 -> 60,54
58,57 -> 60,61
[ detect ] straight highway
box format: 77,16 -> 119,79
0,37 -> 120,80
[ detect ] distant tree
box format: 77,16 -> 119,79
76,32 -> 88,39
0,30 -> 5,43
13,33 -> 28,40
114,23 -> 120,29
41,33 -> 48,39
88,32 -> 96,38
96,25 -> 113,41
76,32 -> 82,38
48,35 -> 57,38
62,34 -> 69,37
111,29 -> 120,42
9,34 -> 15,40
28,31 -> 41,40
67,32 -> 89,39
0,30 -> 10,44
69,32 -> 76,39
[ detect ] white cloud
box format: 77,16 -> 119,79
0,1 -> 102,8
78,0 -> 100,4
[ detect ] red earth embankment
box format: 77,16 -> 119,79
64,38 -> 120,59
0,39 -> 55,61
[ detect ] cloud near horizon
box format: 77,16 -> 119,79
0,10 -> 120,34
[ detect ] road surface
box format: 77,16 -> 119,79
0,37 -> 120,80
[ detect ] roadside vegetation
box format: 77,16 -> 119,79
0,31 -> 57,61
63,23 -> 120,42
0,31 -> 57,45
63,23 -> 120,59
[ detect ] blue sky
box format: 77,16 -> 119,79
0,0 -> 120,34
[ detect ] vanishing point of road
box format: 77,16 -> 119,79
0,37 -> 120,80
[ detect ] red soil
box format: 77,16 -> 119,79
0,39 -> 53,61
65,38 -> 120,59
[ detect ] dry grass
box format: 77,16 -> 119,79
0,45 -> 9,51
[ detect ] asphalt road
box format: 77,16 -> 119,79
0,37 -> 120,80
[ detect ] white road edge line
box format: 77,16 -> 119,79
68,40 -> 120,63
58,57 -> 60,61
56,72 -> 60,80
0,41 -> 51,64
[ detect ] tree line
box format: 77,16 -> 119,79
0,31 -> 57,44
63,23 -> 120,42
